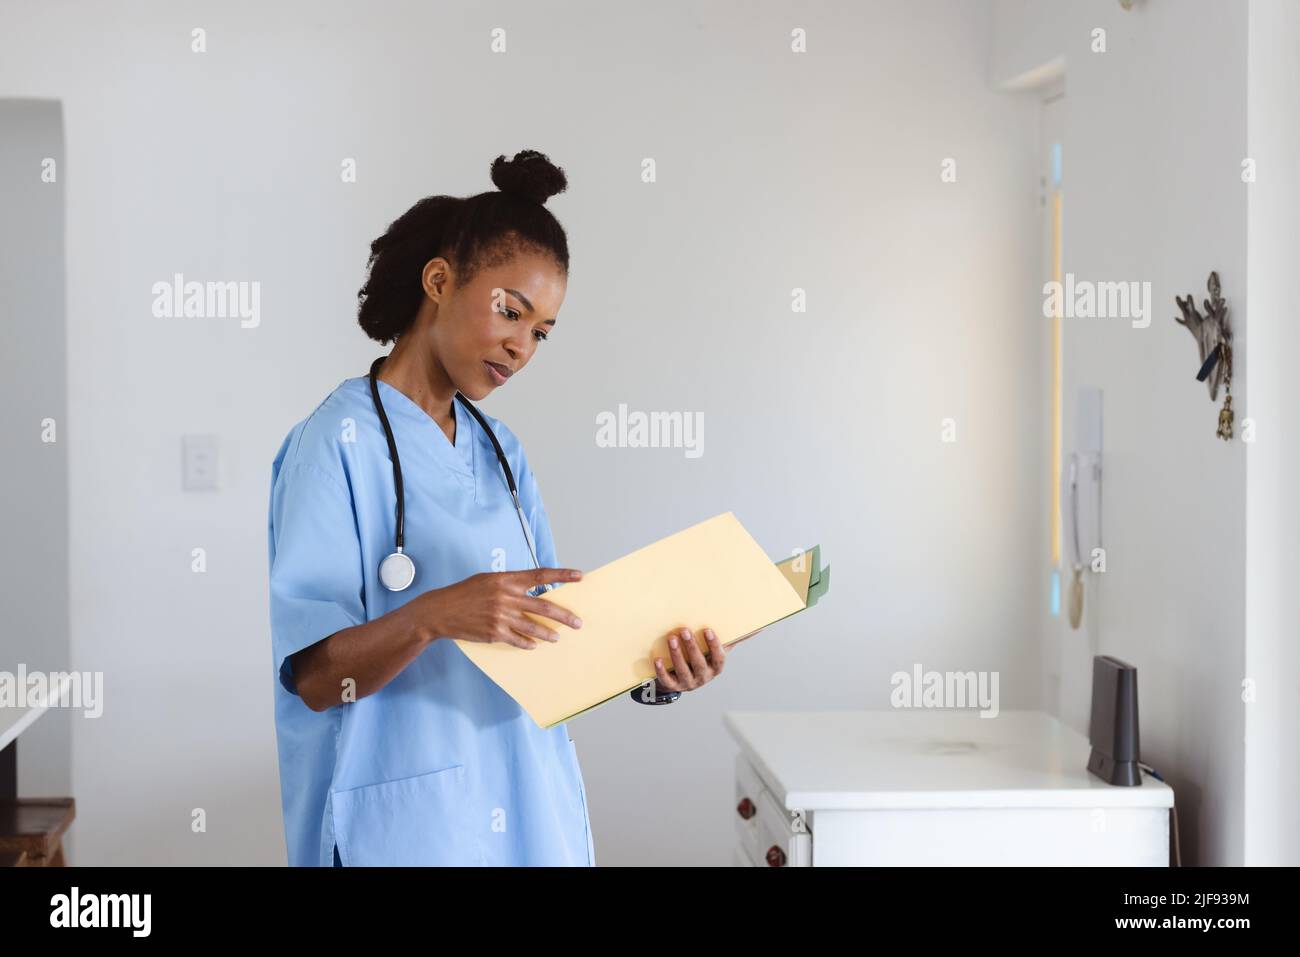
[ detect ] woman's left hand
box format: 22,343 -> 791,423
654,626 -> 757,693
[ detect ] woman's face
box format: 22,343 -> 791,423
427,249 -> 567,401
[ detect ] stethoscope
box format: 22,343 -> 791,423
368,356 -> 551,596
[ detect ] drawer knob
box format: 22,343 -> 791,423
736,797 -> 756,820
765,844 -> 786,867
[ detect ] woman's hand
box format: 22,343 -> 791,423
652,626 -> 768,693
421,568 -> 584,649
649,626 -> 732,693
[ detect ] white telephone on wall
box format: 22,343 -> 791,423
1061,387 -> 1103,630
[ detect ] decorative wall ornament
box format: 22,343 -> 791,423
1174,271 -> 1234,440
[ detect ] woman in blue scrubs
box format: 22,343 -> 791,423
267,151 -> 733,867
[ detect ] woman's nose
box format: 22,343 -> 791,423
506,329 -> 533,357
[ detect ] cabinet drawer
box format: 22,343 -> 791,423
733,754 -> 811,867
734,753 -> 768,811
753,788 -> 811,867
733,754 -> 768,865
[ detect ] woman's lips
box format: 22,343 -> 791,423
484,360 -> 510,385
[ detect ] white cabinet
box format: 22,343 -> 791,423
725,710 -> 1174,867
733,755 -> 811,867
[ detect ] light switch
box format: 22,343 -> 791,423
182,434 -> 220,491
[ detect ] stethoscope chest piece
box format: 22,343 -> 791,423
368,354 -> 549,598
378,549 -> 416,592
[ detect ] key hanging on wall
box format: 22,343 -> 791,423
1174,271 -> 1234,441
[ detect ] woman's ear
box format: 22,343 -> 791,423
422,257 -> 452,302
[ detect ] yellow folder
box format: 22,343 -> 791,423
454,512 -> 818,727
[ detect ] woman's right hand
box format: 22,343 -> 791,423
421,568 -> 584,649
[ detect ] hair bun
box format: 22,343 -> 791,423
490,150 -> 568,205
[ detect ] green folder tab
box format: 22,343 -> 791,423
773,544 -> 830,618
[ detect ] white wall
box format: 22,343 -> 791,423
1,0 -> 1042,865
0,99 -> 71,805
993,0 -> 1250,865
1244,0 -> 1300,868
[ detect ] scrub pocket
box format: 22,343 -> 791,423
331,764 -> 484,866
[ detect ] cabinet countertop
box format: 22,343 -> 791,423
723,710 -> 1174,812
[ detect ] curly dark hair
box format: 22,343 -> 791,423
357,150 -> 570,344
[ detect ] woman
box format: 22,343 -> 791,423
267,150 -> 733,867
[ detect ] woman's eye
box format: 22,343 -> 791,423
500,305 -> 545,340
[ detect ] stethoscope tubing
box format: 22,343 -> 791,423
368,356 -> 549,593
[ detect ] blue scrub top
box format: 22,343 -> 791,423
267,375 -> 595,867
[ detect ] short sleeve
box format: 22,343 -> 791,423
268,462 -> 366,696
